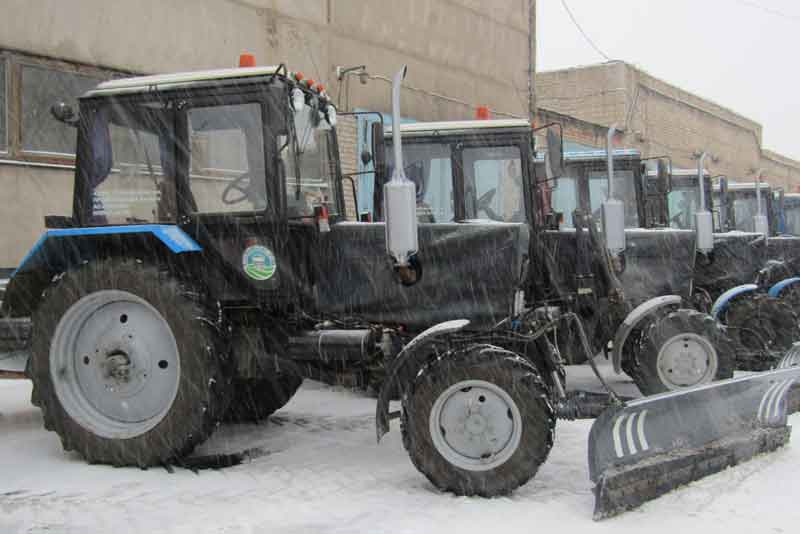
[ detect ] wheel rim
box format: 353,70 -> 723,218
656,332 -> 718,389
49,290 -> 181,439
428,379 -> 522,471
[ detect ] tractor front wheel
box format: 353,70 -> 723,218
401,345 -> 555,497
28,259 -> 227,467
626,308 -> 734,396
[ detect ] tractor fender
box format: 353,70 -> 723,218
611,295 -> 682,374
710,284 -> 759,320
13,224 -> 201,277
3,225 -> 201,318
768,277 -> 800,298
375,319 -> 469,441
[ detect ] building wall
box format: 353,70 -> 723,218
0,0 -> 535,266
537,61 -> 800,189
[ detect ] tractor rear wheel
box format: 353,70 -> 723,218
224,372 -> 303,422
627,308 -> 734,396
401,345 -> 555,497
28,259 -> 227,467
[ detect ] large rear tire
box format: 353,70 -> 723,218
401,345 -> 555,497
224,373 -> 303,422
626,308 -> 734,396
29,259 -> 227,467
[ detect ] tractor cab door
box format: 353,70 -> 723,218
178,86 -> 340,311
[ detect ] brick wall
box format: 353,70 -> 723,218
337,115 -> 359,219
536,61 -> 800,188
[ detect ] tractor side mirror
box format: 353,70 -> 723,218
51,102 -> 78,127
656,159 -> 672,194
546,127 -> 564,179
361,150 -> 373,166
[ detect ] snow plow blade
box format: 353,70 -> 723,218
588,367 -> 800,520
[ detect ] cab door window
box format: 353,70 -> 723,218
187,102 -> 267,213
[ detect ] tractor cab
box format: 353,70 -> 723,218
713,181 -> 775,234
546,149 -> 644,229
784,193 -> 800,235
380,119 -> 533,224
656,168 -> 712,230
12,63 -> 345,315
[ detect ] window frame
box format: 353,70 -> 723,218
0,53 -> 8,155
0,49 -> 134,167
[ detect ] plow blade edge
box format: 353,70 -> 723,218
588,367 -> 800,520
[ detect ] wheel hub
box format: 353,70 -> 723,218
50,290 -> 181,439
429,380 -> 523,471
657,332 -> 718,389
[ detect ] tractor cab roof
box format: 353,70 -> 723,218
84,66 -> 284,97
713,181 -> 773,192
385,119 -> 531,137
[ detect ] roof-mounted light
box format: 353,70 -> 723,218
239,53 -> 256,68
475,106 -> 490,120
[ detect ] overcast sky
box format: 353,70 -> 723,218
537,0 -> 799,160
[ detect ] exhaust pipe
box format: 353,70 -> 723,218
383,65 -> 418,268
694,152 -> 714,253
754,169 -> 769,235
601,124 -> 625,255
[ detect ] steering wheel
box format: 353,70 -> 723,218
222,172 -> 252,205
477,188 -> 502,221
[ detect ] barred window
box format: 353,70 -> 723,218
21,64 -> 103,155
0,59 -> 6,152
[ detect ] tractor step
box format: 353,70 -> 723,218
0,317 -> 31,376
593,426 -> 790,519
0,317 -> 31,352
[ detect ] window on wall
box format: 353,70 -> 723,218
0,59 -> 6,152
21,65 -> 103,155
0,50 -> 131,163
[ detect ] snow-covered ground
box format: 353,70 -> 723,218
2,367 -> 800,534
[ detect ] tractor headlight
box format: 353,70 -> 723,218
291,88 -> 306,112
326,105 -> 337,127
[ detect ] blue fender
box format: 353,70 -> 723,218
375,319 -> 469,441
768,277 -> 800,298
12,224 -> 202,277
710,284 -> 759,320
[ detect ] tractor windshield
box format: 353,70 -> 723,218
785,200 -> 800,235
587,170 -> 638,227
385,140 -> 455,223
667,186 -> 701,229
282,105 -> 340,218
463,145 -> 525,222
730,191 -> 763,232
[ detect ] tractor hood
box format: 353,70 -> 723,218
315,221 -> 529,329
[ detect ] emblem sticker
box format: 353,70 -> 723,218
242,245 -> 276,281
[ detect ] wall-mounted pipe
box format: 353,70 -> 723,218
606,124 -> 618,199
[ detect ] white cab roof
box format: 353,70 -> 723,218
85,66 -> 282,96
386,119 -> 530,136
